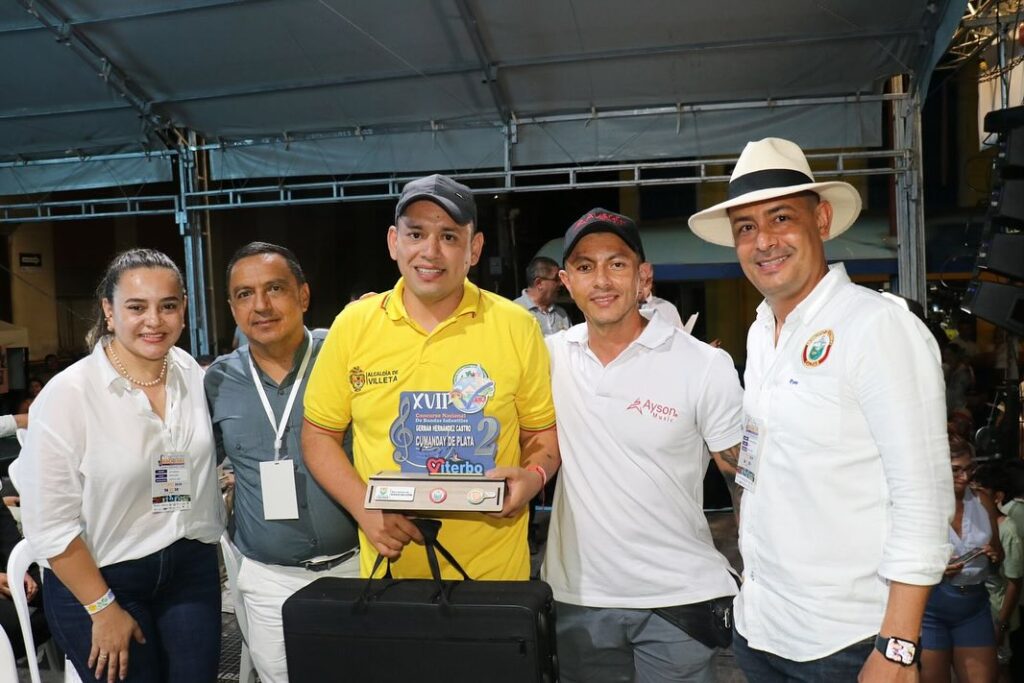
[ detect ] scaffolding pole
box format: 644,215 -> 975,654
891,77 -> 928,306
176,140 -> 211,356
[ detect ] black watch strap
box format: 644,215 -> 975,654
874,635 -> 918,666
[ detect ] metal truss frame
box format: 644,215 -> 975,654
0,92 -> 924,352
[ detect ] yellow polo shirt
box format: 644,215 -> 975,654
304,278 -> 556,580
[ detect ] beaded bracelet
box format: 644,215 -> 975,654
84,589 -> 116,615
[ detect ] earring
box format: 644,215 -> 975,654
106,317 -> 113,331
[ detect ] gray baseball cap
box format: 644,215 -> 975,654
394,174 -> 476,226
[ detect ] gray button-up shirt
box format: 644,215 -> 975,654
205,328 -> 358,566
513,290 -> 571,336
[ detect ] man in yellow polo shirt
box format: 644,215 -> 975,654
302,174 -> 559,580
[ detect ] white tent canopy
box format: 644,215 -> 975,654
0,1 -> 964,192
0,0 -> 968,352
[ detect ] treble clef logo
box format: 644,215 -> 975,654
389,395 -> 414,464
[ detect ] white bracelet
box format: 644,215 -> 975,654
84,589 -> 115,615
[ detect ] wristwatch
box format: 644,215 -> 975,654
874,635 -> 918,666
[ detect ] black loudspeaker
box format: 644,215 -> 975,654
990,179 -> 1024,229
976,232 -> 1024,280
985,106 -> 1024,173
1004,128 -> 1024,171
961,281 -> 1024,336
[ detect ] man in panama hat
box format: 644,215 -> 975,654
689,138 -> 953,681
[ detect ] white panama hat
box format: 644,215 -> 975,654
688,137 -> 863,247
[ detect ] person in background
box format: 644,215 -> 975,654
972,462 -> 1024,683
920,435 -> 1002,683
18,249 -> 225,683
639,266 -> 685,329
16,377 -> 44,415
0,413 -> 26,439
0,503 -> 48,660
514,256 -> 571,336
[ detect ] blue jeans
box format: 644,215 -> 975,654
44,538 -> 220,683
732,629 -> 874,682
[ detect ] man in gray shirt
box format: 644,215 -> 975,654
205,242 -> 359,683
514,256 -> 572,336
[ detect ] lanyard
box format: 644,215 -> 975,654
248,331 -> 313,460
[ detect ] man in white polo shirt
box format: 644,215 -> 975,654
689,137 -> 953,681
542,207 -> 744,683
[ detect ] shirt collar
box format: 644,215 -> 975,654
516,290 -> 540,311
755,262 -> 850,327
518,289 -> 556,314
383,277 -> 480,325
245,327 -> 311,387
565,311 -> 673,351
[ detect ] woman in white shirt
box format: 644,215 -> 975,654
19,249 -> 225,683
920,435 -> 1002,683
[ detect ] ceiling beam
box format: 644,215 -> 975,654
0,0 -> 278,36
16,0 -> 173,146
453,0 -> 511,122
495,28 -> 921,71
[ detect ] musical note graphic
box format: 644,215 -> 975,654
389,395 -> 414,464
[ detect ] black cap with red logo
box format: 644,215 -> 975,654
562,208 -> 645,264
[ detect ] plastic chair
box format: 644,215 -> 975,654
0,627 -> 19,683
7,538 -> 80,683
220,533 -> 256,683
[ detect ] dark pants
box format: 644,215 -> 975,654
44,538 -> 220,683
0,597 -> 50,660
732,629 -> 874,682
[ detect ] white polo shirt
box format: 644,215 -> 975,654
541,313 -> 743,608
735,264 -> 953,661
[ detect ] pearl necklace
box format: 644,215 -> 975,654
106,340 -> 168,387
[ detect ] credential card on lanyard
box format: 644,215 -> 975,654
736,417 -> 762,493
152,451 -> 192,512
260,459 -> 299,520
249,331 -> 313,521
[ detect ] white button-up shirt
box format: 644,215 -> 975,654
735,264 -> 953,661
19,343 -> 225,566
542,313 -> 743,608
639,295 -> 685,329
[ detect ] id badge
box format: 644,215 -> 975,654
736,418 -> 762,493
152,451 -> 192,512
260,459 -> 299,520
